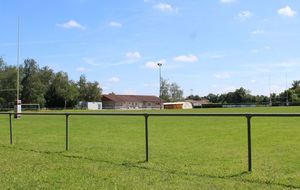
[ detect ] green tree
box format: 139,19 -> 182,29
45,72 -> 79,108
205,93 -> 219,103
0,58 -> 18,107
291,80 -> 300,90
169,82 -> 184,102
186,94 -> 201,100
160,78 -> 170,102
159,78 -> 184,102
21,59 -> 46,106
85,81 -> 102,101
39,66 -> 55,89
78,75 -> 102,102
78,75 -> 88,101
223,87 -> 253,104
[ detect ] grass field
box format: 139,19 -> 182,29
0,106 -> 299,189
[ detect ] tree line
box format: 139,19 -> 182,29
187,83 -> 300,105
1,56 -> 299,108
0,57 -> 102,108
161,78 -> 300,105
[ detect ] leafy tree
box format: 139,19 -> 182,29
291,80 -> 300,90
193,95 -> 201,100
255,95 -> 269,105
0,57 -> 5,70
270,93 -> 279,103
160,79 -> 170,102
68,80 -> 80,107
169,82 -> 184,102
186,94 -> 201,100
159,78 -> 183,102
205,93 -> 219,103
0,58 -> 18,107
78,75 -> 88,101
78,75 -> 102,102
21,59 -> 46,106
279,89 -> 291,104
85,81 -> 102,101
39,66 -> 55,88
45,72 -> 79,108
0,57 -> 102,109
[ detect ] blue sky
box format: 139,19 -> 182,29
0,0 -> 299,96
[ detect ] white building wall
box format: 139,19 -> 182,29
87,102 -> 102,110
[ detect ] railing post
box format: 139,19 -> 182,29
9,113 -> 13,144
246,114 -> 252,172
66,113 -> 69,151
144,114 -> 149,162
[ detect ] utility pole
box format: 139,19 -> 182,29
157,63 -> 162,110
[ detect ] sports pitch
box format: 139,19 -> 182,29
0,106 -> 299,189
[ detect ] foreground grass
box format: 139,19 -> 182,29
0,106 -> 299,189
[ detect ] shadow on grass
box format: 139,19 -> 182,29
1,144 -> 299,189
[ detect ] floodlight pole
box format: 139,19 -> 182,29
157,63 -> 162,110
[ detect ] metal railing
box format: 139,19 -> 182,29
1,112 -> 300,172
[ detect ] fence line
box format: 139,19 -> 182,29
1,112 -> 300,172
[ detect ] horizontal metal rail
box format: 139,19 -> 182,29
1,112 -> 300,117
1,112 -> 300,172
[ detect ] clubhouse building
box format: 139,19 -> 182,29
101,94 -> 162,109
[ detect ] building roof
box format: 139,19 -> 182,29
185,99 -> 210,105
102,94 -> 162,102
163,102 -> 185,105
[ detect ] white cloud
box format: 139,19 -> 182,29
109,21 -> 122,28
238,10 -> 253,19
109,77 -> 120,83
278,6 -> 296,17
252,30 -> 265,35
173,54 -> 198,63
250,46 -> 271,54
154,3 -> 175,13
213,72 -> 232,79
145,59 -> 166,69
126,51 -> 141,60
57,20 -> 85,30
220,0 -> 236,4
76,67 -> 89,72
145,62 -> 158,69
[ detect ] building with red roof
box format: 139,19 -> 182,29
102,94 -> 163,109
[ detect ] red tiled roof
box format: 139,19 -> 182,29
102,94 -> 162,102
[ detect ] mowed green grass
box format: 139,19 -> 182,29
0,107 -> 299,189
